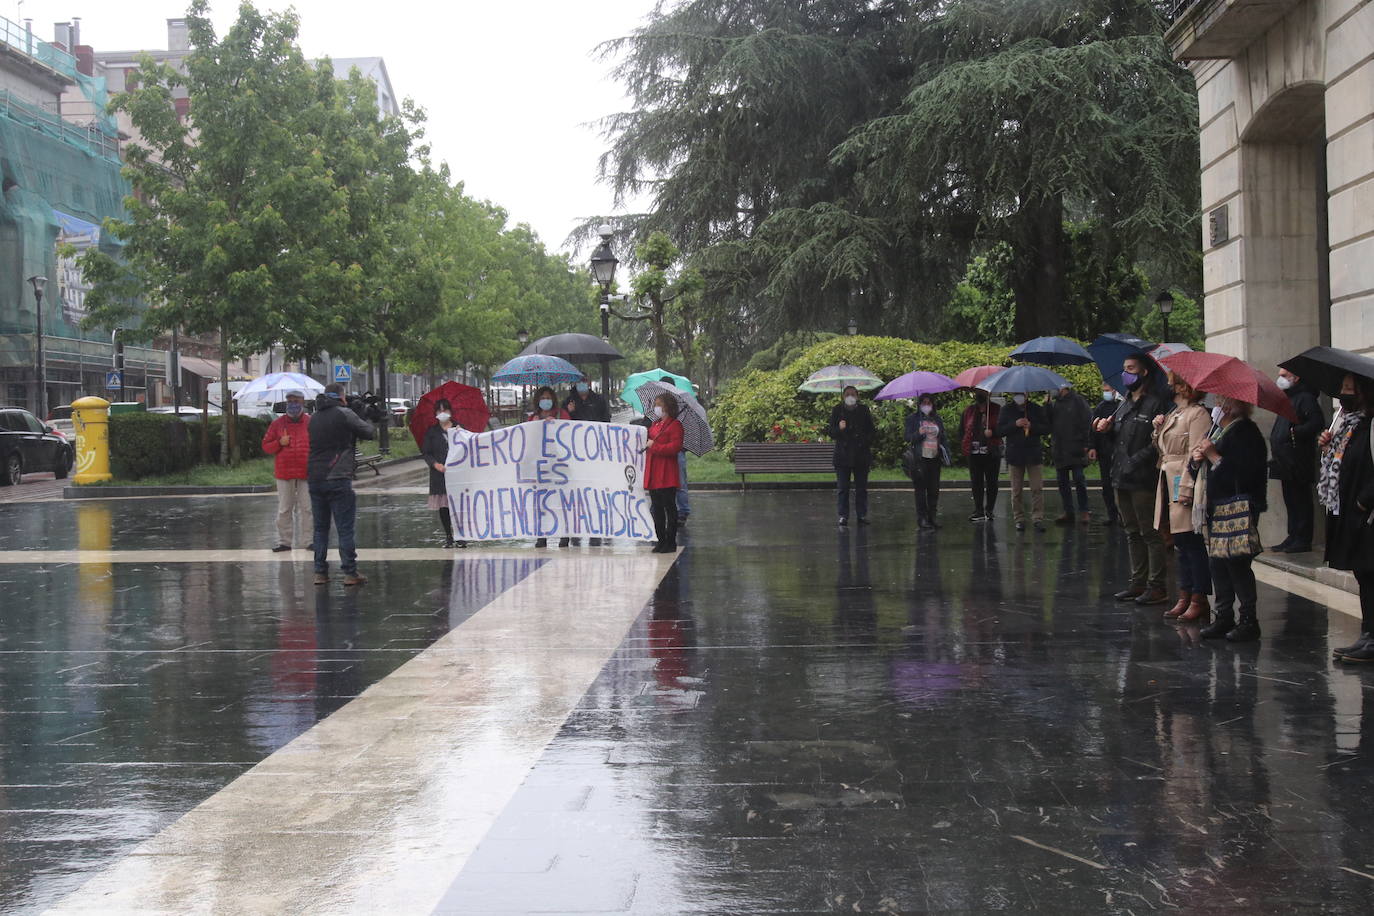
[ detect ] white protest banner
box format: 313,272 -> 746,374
443,420 -> 656,541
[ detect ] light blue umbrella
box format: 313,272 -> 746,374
491,354 -> 584,387
976,365 -> 1070,394
1010,336 -> 1094,366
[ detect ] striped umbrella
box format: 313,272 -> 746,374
798,364 -> 884,393
634,380 -> 714,456
491,354 -> 584,387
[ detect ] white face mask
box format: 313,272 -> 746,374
1211,405 -> 1225,425
920,404 -> 933,415
1101,390 -> 1116,402
1275,376 -> 1292,391
435,412 -> 451,423
653,405 -> 665,418
538,399 -> 553,411
843,396 -> 857,407
1012,394 -> 1027,406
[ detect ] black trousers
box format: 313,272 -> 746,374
913,458 -> 941,521
649,487 -> 679,547
1210,554 -> 1257,620
1098,457 -> 1119,519
1357,570 -> 1374,634
1280,479 -> 1315,546
968,452 -> 1000,516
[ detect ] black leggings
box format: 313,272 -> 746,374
1358,570 -> 1374,634
649,487 -> 679,547
439,507 -> 453,539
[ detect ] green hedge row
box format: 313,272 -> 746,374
709,336 -> 1105,467
109,413 -> 271,480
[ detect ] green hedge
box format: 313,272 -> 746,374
710,336 -> 1105,466
109,413 -> 272,480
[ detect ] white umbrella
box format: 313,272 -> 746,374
232,371 -> 325,401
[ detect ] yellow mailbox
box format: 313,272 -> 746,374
71,396 -> 113,484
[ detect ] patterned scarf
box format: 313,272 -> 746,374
1318,409 -> 1365,515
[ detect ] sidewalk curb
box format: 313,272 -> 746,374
1255,551 -> 1357,597
62,455 -> 422,499
691,479 -> 1106,492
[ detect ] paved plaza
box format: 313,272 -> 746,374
1,476 -> 1372,913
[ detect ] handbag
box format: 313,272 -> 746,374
1206,495 -> 1262,558
901,445 -> 917,479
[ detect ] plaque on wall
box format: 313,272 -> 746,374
1209,205 -> 1229,247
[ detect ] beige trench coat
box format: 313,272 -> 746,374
1154,403 -> 1213,534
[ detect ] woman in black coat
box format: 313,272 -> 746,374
423,399 -> 466,548
828,385 -> 876,526
1321,374 -> 1374,662
905,394 -> 951,530
1269,371 -> 1325,552
1190,397 -> 1267,642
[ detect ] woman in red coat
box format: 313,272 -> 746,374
644,393 -> 685,553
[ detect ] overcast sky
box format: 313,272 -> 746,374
15,0 -> 656,256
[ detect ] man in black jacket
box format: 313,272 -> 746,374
1269,368 -> 1325,553
308,382 -> 376,586
1089,384 -> 1121,525
1096,355 -> 1169,604
995,392 -> 1050,532
1049,383 -> 1093,524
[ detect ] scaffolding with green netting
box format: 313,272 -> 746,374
0,13 -> 140,415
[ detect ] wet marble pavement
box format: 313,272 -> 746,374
2,487 -> 1372,913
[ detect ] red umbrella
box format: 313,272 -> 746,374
952,365 -> 1006,389
409,381 -> 491,448
1157,351 -> 1298,422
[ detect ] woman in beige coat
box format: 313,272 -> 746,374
1154,373 -> 1214,622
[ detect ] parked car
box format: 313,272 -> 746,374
147,405 -> 223,421
387,398 -> 412,427
0,407 -> 75,484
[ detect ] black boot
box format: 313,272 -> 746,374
1334,632 -> 1374,657
1226,612 -> 1261,643
1201,611 -> 1235,640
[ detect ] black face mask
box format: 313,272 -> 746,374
1340,394 -> 1362,412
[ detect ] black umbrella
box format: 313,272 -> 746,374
1279,346 -> 1374,397
519,333 -> 624,364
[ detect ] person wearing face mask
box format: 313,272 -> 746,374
526,386 -> 572,547
1267,368 -> 1325,554
1320,373 -> 1374,662
564,381 -> 612,545
1089,385 -> 1121,525
1096,355 -> 1169,604
960,390 -> 1002,522
830,386 -> 877,526
995,390 -> 1050,532
904,395 -> 949,529
1188,397 -> 1268,642
1048,383 -> 1093,524
262,390 -> 313,553
644,393 -> 685,553
423,399 -> 468,549
1152,373 -> 1213,623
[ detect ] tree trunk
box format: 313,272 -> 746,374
1010,193 -> 1065,340
652,298 -> 668,368
218,326 -> 234,466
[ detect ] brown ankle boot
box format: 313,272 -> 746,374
1163,589 -> 1190,619
1179,593 -> 1210,622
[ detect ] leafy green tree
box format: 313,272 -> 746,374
622,232 -> 703,370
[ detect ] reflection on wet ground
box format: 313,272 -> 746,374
443,491 -> 1374,914
0,505 -> 539,913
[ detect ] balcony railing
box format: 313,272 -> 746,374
0,90 -> 120,161
0,13 -> 78,79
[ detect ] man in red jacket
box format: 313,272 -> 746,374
262,390 -> 313,552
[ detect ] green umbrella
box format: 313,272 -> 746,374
621,368 -> 696,407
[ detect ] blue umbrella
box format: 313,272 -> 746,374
976,365 -> 1070,394
1088,333 -> 1166,394
491,354 -> 584,387
1010,336 -> 1093,366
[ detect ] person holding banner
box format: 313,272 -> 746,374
645,393 -> 686,553
527,386 -> 573,547
424,399 -> 467,549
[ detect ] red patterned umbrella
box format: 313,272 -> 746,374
1157,351 -> 1297,422
952,365 -> 1005,389
409,381 -> 491,448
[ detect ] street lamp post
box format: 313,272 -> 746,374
516,328 -> 529,348
26,275 -> 46,418
847,317 -> 858,336
1155,290 -> 1174,342
589,224 -> 619,398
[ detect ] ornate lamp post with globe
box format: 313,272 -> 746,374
589,225 -> 619,397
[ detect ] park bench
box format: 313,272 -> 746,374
733,442 -> 834,484
353,450 -> 383,478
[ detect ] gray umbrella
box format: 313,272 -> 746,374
519,333 -> 624,364
634,380 -> 714,456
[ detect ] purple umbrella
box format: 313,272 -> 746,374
874,370 -> 959,401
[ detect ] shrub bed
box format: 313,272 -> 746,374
108,413 -> 272,480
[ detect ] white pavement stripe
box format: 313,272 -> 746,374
0,547 -> 653,564
47,553 -> 678,915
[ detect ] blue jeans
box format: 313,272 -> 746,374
676,451 -> 690,518
1174,531 -> 1211,594
310,478 -> 358,574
